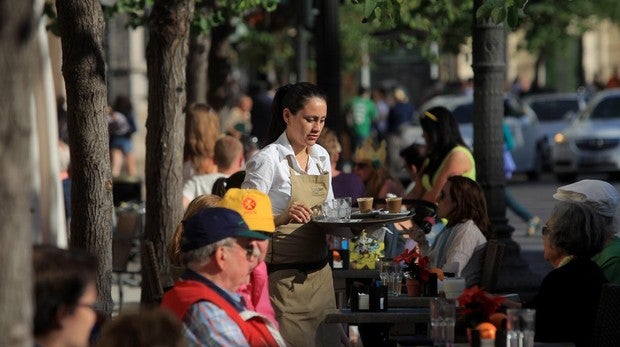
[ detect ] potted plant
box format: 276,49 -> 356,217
456,286 -> 506,342
393,248 -> 430,296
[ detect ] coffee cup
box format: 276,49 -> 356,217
357,197 -> 374,213
386,197 -> 403,213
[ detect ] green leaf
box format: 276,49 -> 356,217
364,0 -> 380,19
507,6 -> 519,28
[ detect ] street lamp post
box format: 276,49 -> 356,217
472,0 -> 538,295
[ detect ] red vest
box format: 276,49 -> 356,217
161,280 -> 279,347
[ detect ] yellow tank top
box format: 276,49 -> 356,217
421,145 -> 476,192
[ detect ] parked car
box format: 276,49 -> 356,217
401,94 -> 545,180
522,92 -> 588,170
551,89 -> 620,182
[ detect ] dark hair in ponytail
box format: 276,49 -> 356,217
262,82 -> 327,147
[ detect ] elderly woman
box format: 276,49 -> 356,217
524,201 -> 608,346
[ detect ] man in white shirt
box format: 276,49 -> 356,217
183,135 -> 244,208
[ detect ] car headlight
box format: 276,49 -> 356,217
554,133 -> 566,144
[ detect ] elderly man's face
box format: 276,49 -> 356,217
224,238 -> 261,283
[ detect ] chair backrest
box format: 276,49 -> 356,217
461,240 -> 505,292
479,240 -> 505,293
112,210 -> 142,272
143,240 -> 164,303
592,283 -> 620,346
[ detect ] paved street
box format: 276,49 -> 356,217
112,172 -> 620,312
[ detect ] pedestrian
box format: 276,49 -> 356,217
241,82 -> 348,346
503,121 -> 541,236
347,86 -> 378,148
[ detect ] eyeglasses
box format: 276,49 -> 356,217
422,111 -> 439,122
225,240 -> 257,260
353,162 -> 369,169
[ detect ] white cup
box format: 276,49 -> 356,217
443,277 -> 466,299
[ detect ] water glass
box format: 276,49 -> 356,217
430,297 -> 456,347
322,200 -> 339,221
506,308 -> 536,347
337,197 -> 352,220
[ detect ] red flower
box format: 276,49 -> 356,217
457,286 -> 505,327
393,248 -> 430,282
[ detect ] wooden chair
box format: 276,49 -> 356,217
591,283 -> 620,346
142,240 -> 164,303
479,240 -> 505,293
112,208 -> 143,310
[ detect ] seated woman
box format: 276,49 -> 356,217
317,127 -> 365,200
408,176 -> 489,278
523,201 -> 608,346
352,138 -> 404,199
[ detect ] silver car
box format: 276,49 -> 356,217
522,92 -> 587,170
552,89 -> 620,182
402,94 -> 545,180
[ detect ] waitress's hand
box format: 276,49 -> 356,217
277,202 -> 313,225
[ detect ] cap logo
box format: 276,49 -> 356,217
243,196 -> 257,211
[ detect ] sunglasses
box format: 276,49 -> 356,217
225,240 -> 257,260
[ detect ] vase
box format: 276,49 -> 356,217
405,278 -> 421,297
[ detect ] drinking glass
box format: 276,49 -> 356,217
337,197 -> 352,220
430,297 -> 456,347
506,308 -> 536,347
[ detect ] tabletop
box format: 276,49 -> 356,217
323,307 -> 429,325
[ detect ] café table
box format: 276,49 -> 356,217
324,307 -> 430,346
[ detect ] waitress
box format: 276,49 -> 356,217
242,82 -> 342,346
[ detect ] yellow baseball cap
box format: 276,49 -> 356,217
218,188 -> 275,233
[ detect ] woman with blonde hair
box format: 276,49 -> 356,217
317,127 -> 365,199
183,103 -> 221,181
352,138 -> 404,198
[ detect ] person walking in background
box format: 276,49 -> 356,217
250,80 -> 275,145
371,86 -> 390,142
223,94 -> 253,140
33,245 -> 100,347
503,120 -> 541,236
182,135 -> 244,208
410,106 -> 475,203
553,179 -> 620,283
317,127 -> 365,200
242,82 -> 347,346
183,103 -> 221,182
347,86 -> 378,149
386,87 -> 414,176
108,98 -> 137,177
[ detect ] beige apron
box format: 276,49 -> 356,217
268,156 -> 341,347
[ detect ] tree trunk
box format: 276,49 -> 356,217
207,22 -> 235,111
186,34 -> 211,104
143,0 -> 194,304
0,1 -> 37,345
56,0 -> 114,316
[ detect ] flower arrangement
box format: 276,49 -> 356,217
456,286 -> 505,328
393,247 -> 430,281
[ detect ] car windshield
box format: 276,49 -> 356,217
528,99 -> 580,121
449,98 -> 524,124
590,96 -> 620,120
